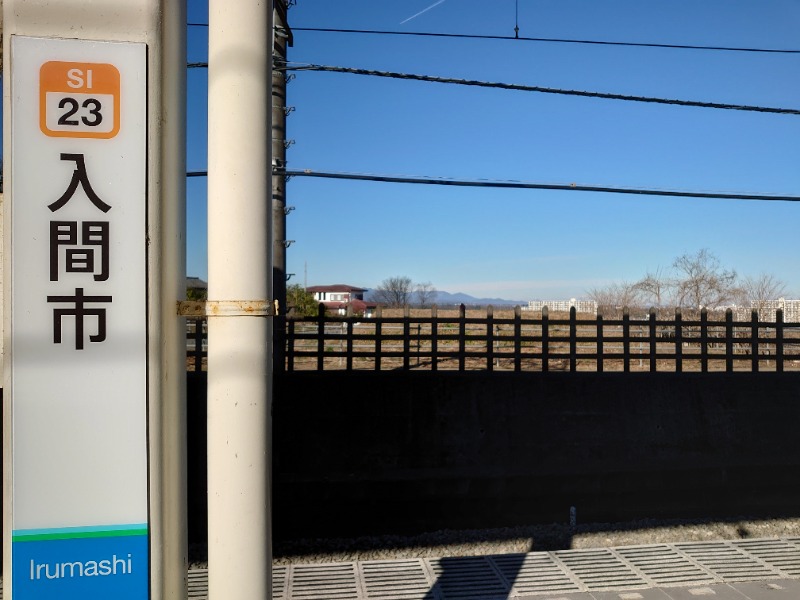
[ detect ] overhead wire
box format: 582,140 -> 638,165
187,20 -> 800,115
186,20 -> 800,199
289,27 -> 800,54
185,169 -> 800,203
277,61 -> 800,115
188,22 -> 800,54
188,60 -> 800,116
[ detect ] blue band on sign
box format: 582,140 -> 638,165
13,529 -> 148,600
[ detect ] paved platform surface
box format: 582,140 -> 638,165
186,536 -> 800,599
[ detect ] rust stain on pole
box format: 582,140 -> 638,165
177,300 -> 277,316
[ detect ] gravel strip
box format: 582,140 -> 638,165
189,516 -> 800,569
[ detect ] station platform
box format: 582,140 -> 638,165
185,536 -> 800,599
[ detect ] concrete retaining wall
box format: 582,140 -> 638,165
188,372 -> 800,542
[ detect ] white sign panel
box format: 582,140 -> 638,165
10,36 -> 148,599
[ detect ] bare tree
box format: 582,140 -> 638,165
737,273 -> 788,312
415,281 -> 437,308
587,281 -> 642,310
635,267 -> 673,307
672,248 -> 738,310
373,276 -> 414,308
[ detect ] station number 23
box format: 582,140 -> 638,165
40,61 -> 120,139
57,96 -> 104,127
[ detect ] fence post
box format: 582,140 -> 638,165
375,305 -> 383,371
751,309 -> 759,373
725,308 -> 734,373
569,306 -> 577,372
286,318 -> 295,372
700,308 -> 708,373
675,307 -> 682,373
649,307 -> 657,372
542,305 -> 549,373
403,305 -> 411,371
776,308 -> 784,372
316,302 -> 326,371
514,305 -> 522,372
596,310 -> 604,373
623,307 -> 630,372
345,305 -> 354,371
431,305 -> 439,371
487,305 -> 495,371
458,304 -> 467,371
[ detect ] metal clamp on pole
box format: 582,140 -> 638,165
177,300 -> 279,317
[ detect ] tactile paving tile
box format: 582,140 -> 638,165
4,536 -> 800,598
675,540 -> 783,582
615,544 -> 718,588
289,562 -> 361,600
273,565 -> 288,600
361,559 -> 433,599
161,567 -> 287,600
554,547 -> 649,591
490,551 -> 582,595
188,567 -> 209,598
731,538 -> 800,577
426,555 -> 509,599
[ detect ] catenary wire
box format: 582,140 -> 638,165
290,27 -> 800,54
186,169 -> 800,203
187,22 -> 800,54
276,62 -> 800,115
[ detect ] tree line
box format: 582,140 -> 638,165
285,249 -> 788,317
586,248 -> 788,311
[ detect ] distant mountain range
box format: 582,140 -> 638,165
365,290 -> 526,307
432,291 -> 527,306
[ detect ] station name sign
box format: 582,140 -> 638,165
10,36 -> 149,599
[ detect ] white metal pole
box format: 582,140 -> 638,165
207,1 -> 273,598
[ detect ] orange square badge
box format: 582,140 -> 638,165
39,61 -> 121,139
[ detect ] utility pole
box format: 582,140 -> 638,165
207,1 -> 273,599
273,0 -> 293,370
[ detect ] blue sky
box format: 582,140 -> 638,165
187,0 -> 800,301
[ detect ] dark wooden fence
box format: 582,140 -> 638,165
187,304 -> 800,373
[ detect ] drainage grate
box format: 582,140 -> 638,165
731,538 -> 800,578
490,551 -> 582,596
426,555 -> 509,599
289,562 -> 361,600
615,544 -> 717,588
554,548 -> 649,591
361,559 -> 433,600
675,541 -> 782,582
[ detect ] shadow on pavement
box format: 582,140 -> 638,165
266,515 -> 800,600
